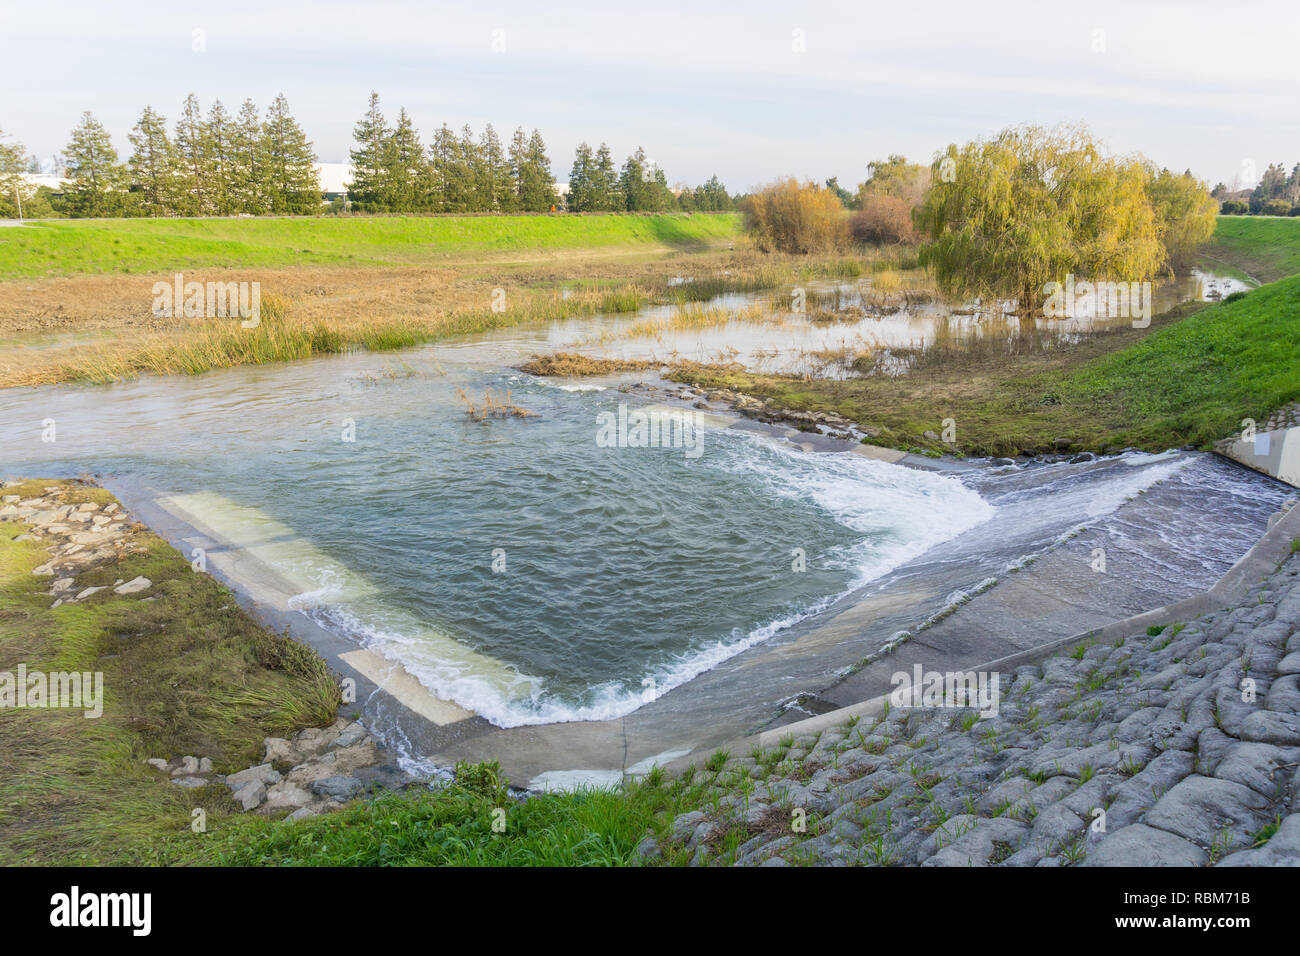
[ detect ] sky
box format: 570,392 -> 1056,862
2,0 -> 1297,192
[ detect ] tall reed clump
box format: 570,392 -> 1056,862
615,302 -> 765,341
43,294 -> 432,384
455,387 -> 534,419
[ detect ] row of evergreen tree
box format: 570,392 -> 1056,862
6,92 -> 736,217
567,143 -> 731,212
348,93 -> 556,213
60,94 -> 320,218
351,93 -> 734,214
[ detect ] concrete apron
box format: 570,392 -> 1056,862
1215,424 -> 1300,489
704,498 -> 1300,764
104,447 -> 1296,793
99,420 -> 958,790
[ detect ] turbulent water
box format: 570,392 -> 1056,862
0,344 -> 998,726
0,272 -> 1286,730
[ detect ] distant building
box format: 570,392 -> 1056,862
19,172 -> 67,193
316,163 -> 351,202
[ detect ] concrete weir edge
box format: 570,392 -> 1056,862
718,497 -> 1300,755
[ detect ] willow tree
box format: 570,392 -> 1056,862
915,124 -> 1164,314
1145,167 -> 1218,274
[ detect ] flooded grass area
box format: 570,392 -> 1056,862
0,246 -> 884,388
532,268 -> 1247,382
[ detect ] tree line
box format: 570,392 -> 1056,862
0,93 -> 736,218
6,94 -> 321,218
347,92 -> 555,213
566,143 -> 732,213
1213,162 -> 1300,216
345,94 -> 733,214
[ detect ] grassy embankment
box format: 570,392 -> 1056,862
0,480 -> 338,864
0,213 -> 743,278
663,216 -> 1300,456
1199,215 -> 1300,284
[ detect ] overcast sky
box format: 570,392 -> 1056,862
2,0 -> 1296,191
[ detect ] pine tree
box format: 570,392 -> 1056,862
568,141 -> 594,212
592,143 -> 620,211
173,93 -> 209,215
426,123 -> 458,212
510,127 -> 530,209
62,112 -> 126,217
455,124 -> 480,211
348,91 -> 390,211
474,124 -> 511,212
620,147 -> 670,211
520,129 -> 554,211
205,100 -> 236,216
230,99 -> 268,214
695,174 -> 731,211
262,93 -> 320,215
128,106 -> 175,216
386,108 -> 425,211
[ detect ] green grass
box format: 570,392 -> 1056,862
0,480 -> 339,864
0,213 -> 742,279
1201,215 -> 1300,284
671,271 -> 1300,456
162,778 -> 675,866
1056,274 -> 1300,448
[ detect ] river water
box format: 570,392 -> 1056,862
0,269 -> 1285,731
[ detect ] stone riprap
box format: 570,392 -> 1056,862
641,536 -> 1300,866
1,481 -> 151,604
144,717 -> 419,820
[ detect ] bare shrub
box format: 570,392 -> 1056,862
849,194 -> 916,245
742,178 -> 849,254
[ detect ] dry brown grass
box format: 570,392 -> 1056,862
455,387 -> 535,419
518,352 -> 659,377
0,245 -> 875,388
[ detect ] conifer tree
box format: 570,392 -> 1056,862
387,108 -> 426,211
568,141 -> 594,211
520,129 -> 554,211
592,142 -> 620,211
426,123 -> 458,212
510,127 -> 530,209
204,100 -> 236,216
230,99 -> 268,214
453,124 -> 480,211
173,93 -> 209,215
348,91 -> 391,211
0,128 -> 28,218
619,147 -> 671,211
127,106 -> 174,216
62,112 -> 126,217
474,124 -> 511,212
262,93 -> 320,215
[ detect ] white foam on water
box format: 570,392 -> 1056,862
986,452 -> 1195,577
527,769 -> 626,792
159,438 -> 999,732
721,431 -> 997,590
